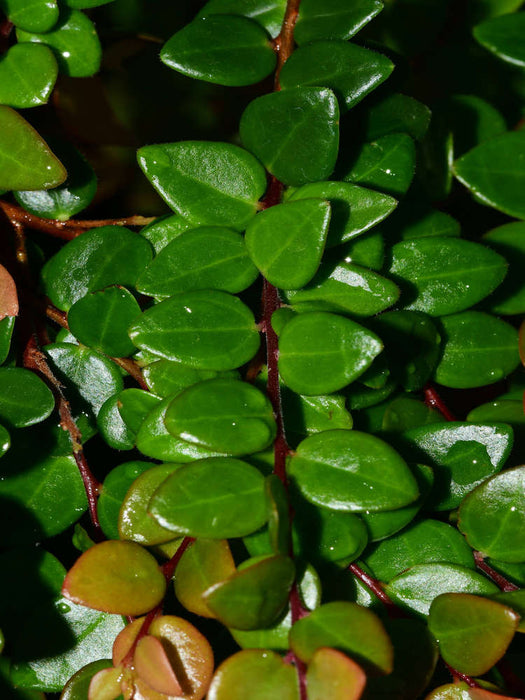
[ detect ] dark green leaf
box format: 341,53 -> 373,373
129,290 -> 260,370
483,221 -> 525,314
288,429 -> 419,512
245,199 -> 330,289
0,44 -> 57,109
474,12 -> 525,67
117,388 -> 161,435
0,316 -> 15,364
282,388 -> 353,441
434,311 -> 520,388
161,15 -> 276,87
0,367 -> 54,428
343,230 -> 384,269
278,311 -> 383,395
445,95 -> 507,157
364,93 -> 431,141
381,396 -> 445,432
295,0 -> 383,44
97,394 -> 135,451
137,141 -> 267,231
0,0 -> 58,32
240,87 -> 339,186
198,0 -> 286,38
150,457 -> 267,538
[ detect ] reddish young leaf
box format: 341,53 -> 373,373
0,264 -> 18,320
134,634 -> 183,696
306,647 -> 367,700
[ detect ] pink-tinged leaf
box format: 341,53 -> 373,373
0,265 -> 18,320
88,666 -> 123,700
134,634 -> 183,697
306,648 -> 367,700
62,540 -> 166,616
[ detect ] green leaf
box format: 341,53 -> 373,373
454,131 -> 525,219
474,12 -> 525,67
363,519 -> 475,582
15,140 -> 96,220
483,221 -> 525,314
0,0 -> 58,32
0,44 -> 57,109
434,311 -> 520,389
445,95 -> 507,158
278,311 -> 383,395
389,237 -> 507,316
295,0 -> 383,44
282,388 -> 353,442
364,93 -> 431,141
287,181 -> 397,247
400,421 -> 513,510
386,563 -> 499,616
0,316 -> 15,364
245,199 -> 331,289
164,378 -> 276,456
117,388 -> 161,435
58,660 -> 112,700
290,601 -> 393,675
0,424 -> 10,458
17,8 -> 101,77
280,40 -> 393,112
161,15 -> 276,86
143,359 -> 238,398
45,343 -> 124,416
240,87 -> 339,186
458,467 -> 525,563
137,141 -> 267,231
41,226 -> 153,311
204,555 -> 295,630
0,106 -> 66,191
198,0 -> 286,38
137,226 -> 258,298
139,213 -> 194,253
68,287 -> 140,357
288,429 -> 419,512
97,394 -> 135,451
343,229 -> 384,269
307,648 -> 366,700
491,590 -> 525,632
282,261 -> 399,317
207,650 -> 299,700
150,457 -> 268,538
381,396 -> 445,433
428,593 -> 519,675
343,133 -> 416,197
129,290 -> 260,370
63,540 -> 166,616
0,367 -> 54,428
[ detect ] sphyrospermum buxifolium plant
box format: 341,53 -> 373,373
2,0 -> 525,697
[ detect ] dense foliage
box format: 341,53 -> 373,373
1,0 -> 525,698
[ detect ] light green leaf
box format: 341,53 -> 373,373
0,0 -> 58,32
0,44 -> 57,109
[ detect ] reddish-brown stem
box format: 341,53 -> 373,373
161,537 -> 194,583
273,0 -> 301,90
0,200 -> 155,240
474,552 -> 520,592
121,606 -> 160,669
423,383 -> 458,421
289,582 -> 309,622
444,663 -> 481,688
348,563 -> 404,617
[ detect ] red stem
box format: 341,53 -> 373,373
161,537 -> 194,583
423,383 -> 458,421
473,552 -> 520,593
444,663 -> 481,688
348,563 -> 404,617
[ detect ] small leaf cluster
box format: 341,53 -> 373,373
1,0 -> 525,699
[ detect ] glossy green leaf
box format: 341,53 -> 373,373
17,9 -> 101,77
0,424 -> 10,458
41,226 -> 153,311
282,261 -> 399,317
491,590 -> 525,632
386,563 -> 499,616
389,237 -> 507,316
289,429 -> 419,512
139,213 -> 194,253
68,287 -> 140,357
0,367 -> 54,428
198,0 -> 286,38
288,181 -> 397,247
119,463 -> 180,545
97,461 -> 154,540
137,141 -> 266,231
295,0 -> 383,44
434,312 -> 520,389
143,359 -> 238,398
204,555 -> 294,630
240,87 -> 339,186
59,660 -> 112,700
364,519 -> 475,582
0,44 -> 57,109
474,12 -> 525,67
129,290 -> 260,370
467,400 -> 525,428
282,388 -> 352,441
454,131 -> 525,219
207,650 -> 299,700
45,343 -> 123,416
175,538 -> 236,618
161,15 -> 275,86
137,226 -> 258,298
15,140 -> 96,220
280,40 -> 393,112
62,540 -> 166,616
150,457 -> 267,538
400,421 -> 513,510
483,221 -> 525,314
458,467 -> 525,563
278,311 -> 383,395
290,601 -> 393,674
0,0 -> 58,32
343,133 -> 416,197
0,106 -> 66,191
265,475 -> 291,556
381,396 -> 445,433
343,229 -> 384,269
117,388 -> 161,435
0,316 -> 15,364
97,394 -> 135,451
245,199 -> 330,289
365,93 -> 431,141
428,593 -> 519,675
164,378 -> 275,456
